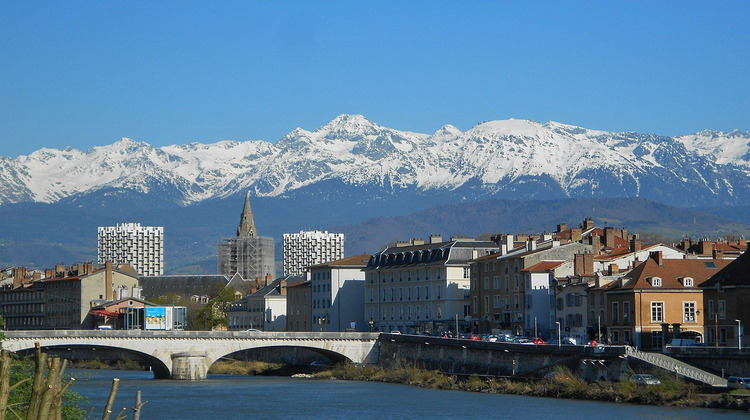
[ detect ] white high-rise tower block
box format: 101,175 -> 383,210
98,223 -> 164,276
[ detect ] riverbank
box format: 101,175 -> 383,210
318,362 -> 750,411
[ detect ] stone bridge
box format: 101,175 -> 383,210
1,330 -> 380,380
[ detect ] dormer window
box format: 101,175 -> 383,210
650,277 -> 662,287
682,277 -> 694,287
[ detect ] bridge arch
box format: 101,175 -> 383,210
2,330 -> 380,380
11,343 -> 172,379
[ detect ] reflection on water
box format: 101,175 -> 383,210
70,369 -> 745,420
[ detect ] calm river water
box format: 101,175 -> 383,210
70,369 -> 746,419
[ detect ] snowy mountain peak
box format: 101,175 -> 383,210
0,115 -> 749,207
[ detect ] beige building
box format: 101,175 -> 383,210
0,262 -> 140,330
605,251 -> 730,349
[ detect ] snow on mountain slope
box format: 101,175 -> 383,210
675,129 -> 750,168
0,115 -> 748,207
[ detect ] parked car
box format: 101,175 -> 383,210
468,334 -> 482,341
513,338 -> 533,344
485,335 -> 499,342
532,337 -> 546,345
727,376 -> 750,389
629,374 -> 661,385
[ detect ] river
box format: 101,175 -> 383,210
70,369 -> 746,419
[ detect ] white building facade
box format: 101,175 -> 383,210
283,230 -> 344,276
97,223 -> 164,276
308,254 -> 368,332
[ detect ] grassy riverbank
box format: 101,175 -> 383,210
311,362 -> 749,411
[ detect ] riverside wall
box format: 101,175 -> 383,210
377,334 -> 629,380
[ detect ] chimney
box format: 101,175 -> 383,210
604,228 -> 616,248
699,239 -> 713,255
583,218 -> 595,231
713,249 -> 724,259
557,223 -> 568,233
589,235 -> 600,253
649,251 -> 663,267
527,238 -> 536,251
571,228 -> 582,242
608,264 -> 619,276
429,235 -> 442,244
411,238 -> 425,246
630,237 -> 642,253
574,254 -> 592,276
265,274 -> 273,286
682,238 -> 692,252
105,261 -> 114,300
505,234 -> 514,251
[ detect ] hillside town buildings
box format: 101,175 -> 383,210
283,230 -> 344,276
218,192 -> 275,281
97,222 -> 164,276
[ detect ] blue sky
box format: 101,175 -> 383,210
1,1 -> 748,157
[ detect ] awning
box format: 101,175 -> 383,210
91,309 -> 121,318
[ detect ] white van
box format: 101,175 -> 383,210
96,325 -> 113,330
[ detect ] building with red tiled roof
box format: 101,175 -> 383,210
699,243 -> 750,348
605,251 -> 731,350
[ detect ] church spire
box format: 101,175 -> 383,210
237,191 -> 257,237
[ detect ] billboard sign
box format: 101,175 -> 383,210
145,307 -> 167,330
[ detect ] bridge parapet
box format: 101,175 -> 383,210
1,330 -> 381,380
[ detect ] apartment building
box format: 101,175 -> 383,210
307,254 -> 369,332
283,230 -> 344,276
0,262 -> 139,330
605,251 -> 731,349
98,222 -> 164,276
470,235 -> 592,336
699,243 -> 750,348
364,236 -> 497,334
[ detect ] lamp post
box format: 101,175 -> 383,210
534,316 -> 538,339
556,321 -> 561,349
598,315 -> 601,343
736,319 -> 742,351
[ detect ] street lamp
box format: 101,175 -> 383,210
736,319 -> 742,351
556,321 -> 561,349
534,316 -> 538,339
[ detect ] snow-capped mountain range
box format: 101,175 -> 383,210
1,114 -> 749,207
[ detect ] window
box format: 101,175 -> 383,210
652,331 -> 663,349
719,327 -> 727,344
612,302 -> 619,324
436,285 -> 442,300
514,295 -> 519,309
718,300 -> 726,319
493,295 -> 501,309
514,274 -> 519,290
651,302 -> 664,323
505,275 -> 509,292
683,301 -> 696,323
708,300 -> 715,320
525,294 -> 532,309
651,277 -> 662,287
612,330 -> 619,343
624,330 -> 631,344
493,276 -> 501,289
463,267 -> 470,278
472,296 -> 478,314
683,277 -> 694,287
484,296 -> 490,313
484,277 -> 490,290
623,301 -> 630,324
